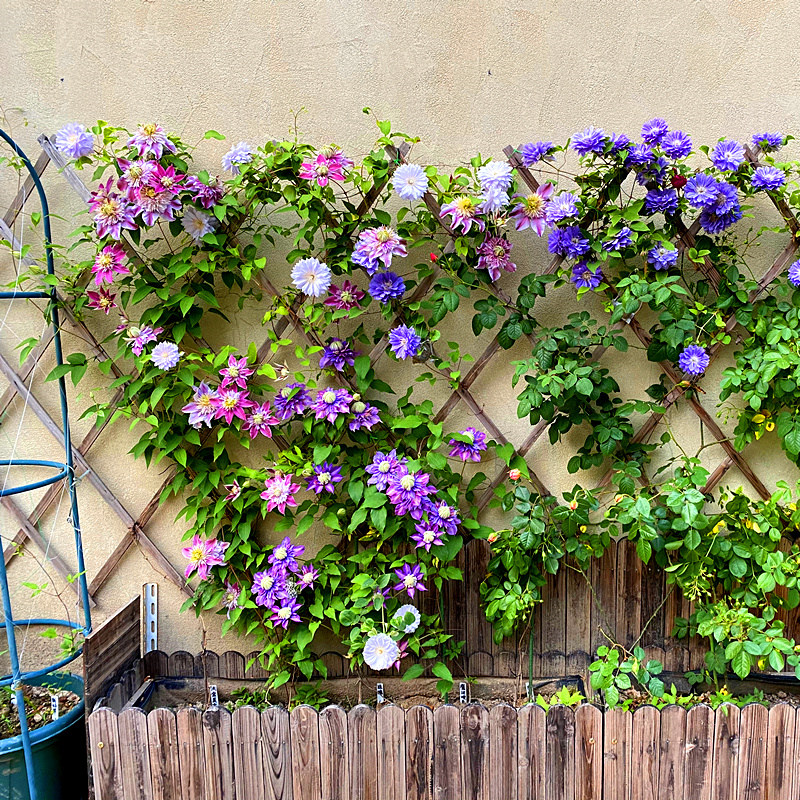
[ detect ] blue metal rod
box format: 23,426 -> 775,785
0,619 -> 83,686
0,291 -> 51,299
0,127 -> 93,800
0,535 -> 36,800
0,460 -> 69,497
0,128 -> 92,633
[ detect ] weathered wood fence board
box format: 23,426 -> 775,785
83,596 -> 140,709
89,702 -> 800,800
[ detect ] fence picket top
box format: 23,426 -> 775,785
319,704 -> 349,800
147,707 -> 183,800
765,703 -> 796,800
575,704 -> 602,800
602,707 -> 631,799
684,704 -> 714,800
405,705 -> 433,800
233,705 -> 266,800
118,706 -> 154,800
348,704 -> 378,800
631,705 -> 660,800
290,704 -> 322,800
176,707 -> 205,800
516,704 -> 545,800
431,703 -> 460,800
738,702 -> 769,800
89,706 -> 124,800
377,703 -> 406,800
657,704 -> 687,800
262,706 -> 293,800
711,702 -> 740,800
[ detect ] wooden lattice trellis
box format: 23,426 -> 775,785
1,133 -> 798,678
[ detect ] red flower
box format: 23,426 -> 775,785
430,252 -> 438,262
671,173 -> 688,189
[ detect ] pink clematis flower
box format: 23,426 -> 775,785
510,183 -> 554,234
440,196 -> 485,234
128,123 -> 177,159
91,244 -> 130,285
213,389 -> 255,425
219,355 -> 253,390
299,153 -> 345,187
145,163 -> 185,195
86,287 -> 117,313
261,473 -> 302,514
224,480 -> 242,501
243,402 -> 279,439
182,535 -> 229,580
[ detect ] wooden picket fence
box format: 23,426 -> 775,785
87,700 -> 799,800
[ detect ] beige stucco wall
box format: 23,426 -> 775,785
3,0 -> 800,673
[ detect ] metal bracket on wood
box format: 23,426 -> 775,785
143,583 -> 158,653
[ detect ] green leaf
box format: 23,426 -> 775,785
402,664 -> 425,680
731,648 -> 751,680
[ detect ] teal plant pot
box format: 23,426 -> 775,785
0,673 -> 86,800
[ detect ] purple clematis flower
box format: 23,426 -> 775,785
271,597 -> 302,629
711,140 -> 745,172
389,325 -> 422,360
440,196 -> 485,234
448,427 -> 487,462
182,535 -> 229,581
128,123 -> 177,159
213,389 -> 255,425
312,388 -> 352,422
510,183 -> 553,234
369,271 -> 406,304
319,338 -> 359,372
306,462 -> 343,495
476,235 -> 516,281
678,344 -> 710,376
641,118 -> 669,145
269,536 -> 305,574
386,468 -> 435,515
519,141 -> 555,166
273,382 -> 312,419
393,563 -> 427,599
366,450 -> 406,491
571,126 -> 606,156
325,280 -> 365,310
571,262 -> 603,290
751,166 -> 785,191
349,401 -> 381,431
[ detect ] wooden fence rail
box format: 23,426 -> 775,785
88,701 -> 799,800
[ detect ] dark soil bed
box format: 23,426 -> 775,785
127,672 -> 800,714
0,684 -> 80,737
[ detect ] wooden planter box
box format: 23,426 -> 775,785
84,599 -> 799,799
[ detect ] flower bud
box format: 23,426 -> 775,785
508,468 -> 521,481
487,532 -> 498,543
569,500 -> 578,511
430,252 -> 438,262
